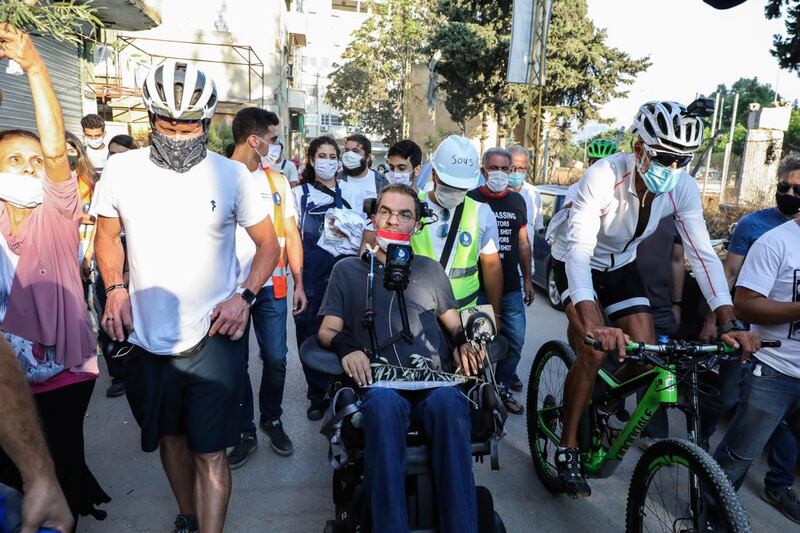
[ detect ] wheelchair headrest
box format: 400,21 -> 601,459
299,337 -> 345,375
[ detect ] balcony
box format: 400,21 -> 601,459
88,0 -> 161,31
287,10 -> 308,47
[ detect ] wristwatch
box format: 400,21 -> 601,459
237,287 -> 257,306
719,319 -> 747,335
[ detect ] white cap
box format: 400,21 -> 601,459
431,135 -> 480,189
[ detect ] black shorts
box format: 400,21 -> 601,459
552,259 -> 652,322
124,334 -> 247,454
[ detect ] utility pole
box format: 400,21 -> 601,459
720,92 -> 739,201
702,92 -> 720,198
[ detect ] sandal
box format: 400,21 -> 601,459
501,391 -> 525,415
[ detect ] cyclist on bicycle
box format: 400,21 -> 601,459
549,100 -> 760,496
586,138 -> 618,166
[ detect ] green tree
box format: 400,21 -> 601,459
430,0 -> 650,135
702,77 -> 777,127
784,107 -> 800,153
0,0 -> 101,46
325,0 -> 434,144
766,0 -> 800,74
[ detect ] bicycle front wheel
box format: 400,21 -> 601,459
625,438 -> 751,533
526,340 -> 575,493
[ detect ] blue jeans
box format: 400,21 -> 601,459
701,359 -> 798,490
361,387 -> 477,533
242,286 -> 288,432
713,360 -> 800,490
478,290 -> 526,389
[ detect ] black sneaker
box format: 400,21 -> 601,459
172,513 -> 199,533
227,432 -> 257,470
106,379 -> 126,398
764,486 -> 800,524
555,447 -> 591,498
510,374 -> 523,392
307,403 -> 327,422
260,419 -> 293,456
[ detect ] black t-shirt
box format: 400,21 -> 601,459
468,187 -> 528,292
635,215 -> 680,309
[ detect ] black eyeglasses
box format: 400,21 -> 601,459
644,145 -> 693,169
777,181 -> 800,196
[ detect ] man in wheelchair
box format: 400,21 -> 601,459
317,183 -> 487,533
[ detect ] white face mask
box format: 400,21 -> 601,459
0,172 -> 44,208
486,170 -> 509,193
387,170 -> 413,186
434,182 -> 468,210
256,140 -> 282,167
314,158 -> 339,180
341,150 -> 364,170
86,138 -> 103,150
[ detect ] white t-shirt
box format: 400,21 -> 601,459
736,220 -> 800,379
93,148 -> 268,355
423,195 -> 499,273
86,145 -> 108,173
517,182 -> 544,275
341,169 -> 377,215
235,167 -> 297,286
269,159 -> 299,184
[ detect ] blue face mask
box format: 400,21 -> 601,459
508,172 -> 526,187
642,159 -> 681,193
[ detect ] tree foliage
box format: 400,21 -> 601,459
325,0 -> 434,144
766,0 -> 800,73
430,0 -> 650,132
0,0 -> 102,46
701,77 -> 778,127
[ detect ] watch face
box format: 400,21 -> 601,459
241,289 -> 256,304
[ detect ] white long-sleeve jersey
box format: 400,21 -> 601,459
550,152 -> 732,311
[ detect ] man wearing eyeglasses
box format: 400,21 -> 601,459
547,100 -> 759,497
697,153 -> 800,522
318,183 -> 481,533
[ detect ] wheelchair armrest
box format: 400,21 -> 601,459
299,337 -> 346,376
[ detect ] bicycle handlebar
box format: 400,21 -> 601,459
583,336 -> 780,358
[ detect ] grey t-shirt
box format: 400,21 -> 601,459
636,215 -> 680,310
319,255 -> 457,369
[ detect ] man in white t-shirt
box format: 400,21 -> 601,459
80,113 -> 109,173
268,141 -> 300,186
94,61 -> 279,533
228,107 -> 306,467
713,218 -> 800,523
339,133 -> 388,212
507,145 -> 544,277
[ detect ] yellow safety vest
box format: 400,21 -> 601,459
411,192 -> 481,310
263,168 -> 289,299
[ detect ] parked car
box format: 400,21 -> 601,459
532,184 -> 571,310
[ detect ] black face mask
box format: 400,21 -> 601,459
776,192 -> 800,216
149,129 -> 209,173
67,155 -> 78,171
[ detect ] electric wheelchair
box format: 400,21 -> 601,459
300,305 -> 509,533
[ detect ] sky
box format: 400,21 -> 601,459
581,0 -> 800,137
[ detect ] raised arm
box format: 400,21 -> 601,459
0,25 -> 69,182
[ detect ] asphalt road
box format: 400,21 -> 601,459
81,290 -> 791,532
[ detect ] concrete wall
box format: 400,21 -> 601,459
738,128 -> 784,207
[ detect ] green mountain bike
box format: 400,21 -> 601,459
526,337 -> 780,533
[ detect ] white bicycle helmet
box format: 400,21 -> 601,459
631,101 -> 703,154
142,60 -> 217,121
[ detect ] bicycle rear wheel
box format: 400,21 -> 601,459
526,340 -> 575,493
625,438 -> 751,533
